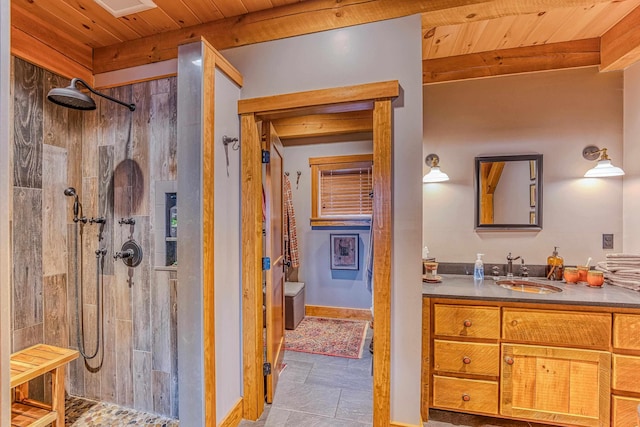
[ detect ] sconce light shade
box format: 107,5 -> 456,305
582,146 -> 625,178
423,154 -> 449,183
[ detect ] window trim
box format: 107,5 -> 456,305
309,154 -> 373,227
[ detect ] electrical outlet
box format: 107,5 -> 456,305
603,234 -> 614,249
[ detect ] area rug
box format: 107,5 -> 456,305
284,316 -> 369,359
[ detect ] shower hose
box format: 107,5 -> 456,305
72,221 -> 104,360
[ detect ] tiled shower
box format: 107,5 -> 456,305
10,57 -> 179,418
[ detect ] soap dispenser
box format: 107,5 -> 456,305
546,246 -> 564,281
474,254 -> 484,280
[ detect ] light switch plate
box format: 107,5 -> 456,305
603,234 -> 614,249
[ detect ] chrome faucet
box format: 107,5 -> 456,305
506,252 -> 521,279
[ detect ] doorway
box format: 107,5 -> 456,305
240,80 -> 398,427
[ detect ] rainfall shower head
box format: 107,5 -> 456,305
64,187 -> 76,197
47,78 -> 136,112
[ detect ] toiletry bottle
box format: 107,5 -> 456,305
546,246 -> 564,280
474,254 -> 484,280
169,205 -> 178,237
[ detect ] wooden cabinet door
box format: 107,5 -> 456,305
501,344 -> 610,427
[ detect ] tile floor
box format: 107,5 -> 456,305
239,329 -> 375,427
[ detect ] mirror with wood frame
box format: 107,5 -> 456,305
474,154 -> 542,230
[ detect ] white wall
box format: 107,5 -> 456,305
423,67 -> 624,267
284,140 -> 373,309
624,62 -> 640,253
224,15 -> 423,425
213,69 -> 242,423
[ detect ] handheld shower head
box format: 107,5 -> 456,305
64,187 -> 80,220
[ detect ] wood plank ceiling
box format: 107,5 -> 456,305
11,0 -> 640,141
10,0 -> 640,87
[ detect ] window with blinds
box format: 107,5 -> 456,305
309,154 -> 373,226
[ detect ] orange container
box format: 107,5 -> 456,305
587,270 -> 604,287
577,266 -> 589,283
563,267 -> 579,284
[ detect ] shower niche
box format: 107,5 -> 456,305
154,181 -> 178,270
165,192 -> 177,266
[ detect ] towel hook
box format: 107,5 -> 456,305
222,135 -> 239,151
222,135 -> 239,177
296,171 -> 301,189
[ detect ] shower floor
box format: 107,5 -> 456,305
65,396 -> 179,426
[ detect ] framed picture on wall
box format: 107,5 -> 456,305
330,234 -> 359,270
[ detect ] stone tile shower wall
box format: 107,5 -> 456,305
11,57 -> 179,417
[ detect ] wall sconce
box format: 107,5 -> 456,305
423,154 -> 449,183
582,145 -> 625,178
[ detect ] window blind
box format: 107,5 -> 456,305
320,166 -> 372,217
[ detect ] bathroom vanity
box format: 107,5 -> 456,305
422,276 -> 640,427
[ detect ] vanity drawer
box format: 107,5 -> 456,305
434,340 -> 499,376
613,354 -> 640,394
614,314 -> 640,351
434,305 -> 500,339
612,395 -> 640,427
502,308 -> 611,349
432,375 -> 498,415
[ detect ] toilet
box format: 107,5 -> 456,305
284,281 -> 305,330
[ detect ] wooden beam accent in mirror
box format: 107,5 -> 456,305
479,161 -> 505,225
475,154 -> 542,231
423,38 -> 600,84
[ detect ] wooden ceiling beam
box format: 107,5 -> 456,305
423,38 -> 600,84
11,27 -> 94,84
93,0 -> 612,74
272,111 -> 373,139
600,5 -> 640,71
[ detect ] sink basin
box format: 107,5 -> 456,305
496,279 -> 562,294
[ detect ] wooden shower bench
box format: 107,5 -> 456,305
10,344 -> 79,427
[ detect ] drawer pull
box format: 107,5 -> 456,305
462,356 -> 471,364
463,319 -> 472,327
462,393 -> 471,402
504,356 -> 514,365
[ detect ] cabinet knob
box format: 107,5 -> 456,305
463,319 -> 472,327
462,356 -> 471,364
462,394 -> 471,402
504,356 -> 514,365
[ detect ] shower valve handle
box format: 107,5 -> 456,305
114,249 -> 134,260
118,217 -> 136,225
90,217 -> 106,224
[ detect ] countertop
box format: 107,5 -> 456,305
422,274 -> 640,308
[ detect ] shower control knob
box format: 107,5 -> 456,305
114,249 -> 134,260
114,240 -> 143,267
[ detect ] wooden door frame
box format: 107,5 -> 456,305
239,80 -> 398,426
